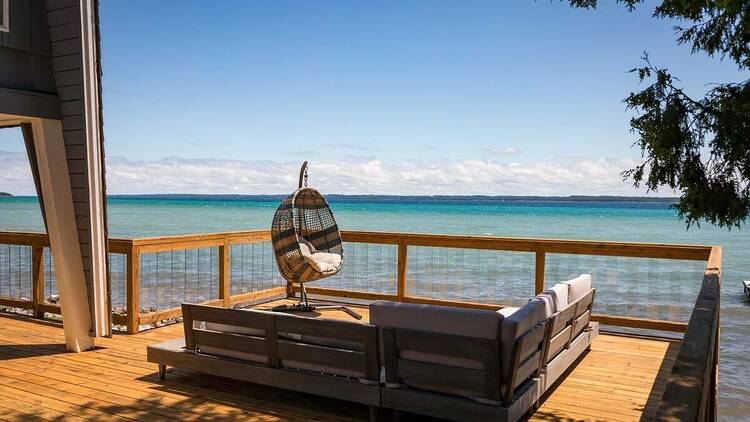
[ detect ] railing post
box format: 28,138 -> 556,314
126,245 -> 140,334
219,240 -> 230,307
31,246 -> 45,318
535,249 -> 545,294
397,239 -> 407,300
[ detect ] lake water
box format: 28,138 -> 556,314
1,196 -> 748,417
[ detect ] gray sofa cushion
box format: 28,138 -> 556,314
497,307 -> 520,317
500,299 -> 546,380
562,274 -> 592,303
370,301 -> 504,340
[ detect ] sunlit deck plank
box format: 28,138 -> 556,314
0,304 -> 678,422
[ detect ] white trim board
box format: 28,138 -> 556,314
79,0 -> 111,338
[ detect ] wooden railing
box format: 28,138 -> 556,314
0,229 -> 722,419
655,246 -> 721,422
0,231 -> 134,327
0,229 -> 714,335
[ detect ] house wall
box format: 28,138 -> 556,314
44,0 -> 97,328
1,0 -> 109,339
0,0 -> 58,118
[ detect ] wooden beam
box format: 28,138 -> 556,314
341,231 -> 712,261
137,287 -> 289,326
300,287 -> 399,302
139,299 -> 224,325
31,246 -> 45,318
21,123 -> 48,232
397,240 -> 408,299
706,246 -> 722,274
31,118 -> 94,352
535,249 -> 545,294
0,297 -> 34,310
218,241 -> 230,307
0,231 -> 50,246
137,238 -> 225,254
0,88 -> 61,120
592,314 -> 687,333
655,249 -> 722,421
125,246 -> 140,334
2,229 -> 714,262
228,286 -> 287,306
130,230 -> 270,248
111,313 -> 128,327
108,238 -> 134,254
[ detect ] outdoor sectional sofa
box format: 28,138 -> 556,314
146,274 -> 597,422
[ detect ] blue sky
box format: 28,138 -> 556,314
0,0 -> 744,195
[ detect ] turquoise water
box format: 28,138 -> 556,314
1,196 -> 748,416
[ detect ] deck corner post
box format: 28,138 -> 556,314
219,240 -> 230,307
31,245 -> 45,318
397,239 -> 408,300
126,244 -> 140,334
535,249 -> 546,294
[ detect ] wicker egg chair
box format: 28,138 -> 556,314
270,162 -> 361,319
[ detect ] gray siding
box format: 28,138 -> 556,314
0,1 -> 57,110
2,0 -> 107,333
0,0 -> 51,55
45,0 -> 94,320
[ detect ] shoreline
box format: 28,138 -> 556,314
2,193 -> 678,205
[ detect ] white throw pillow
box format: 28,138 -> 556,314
298,237 -> 317,255
562,274 -> 592,303
531,294 -> 555,317
298,237 -> 341,273
548,283 -> 569,311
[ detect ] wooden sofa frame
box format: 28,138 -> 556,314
539,289 -> 596,388
147,304 -> 381,421
541,289 -> 596,364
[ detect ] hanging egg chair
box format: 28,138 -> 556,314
270,162 -> 361,319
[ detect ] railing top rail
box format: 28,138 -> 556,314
127,229 -> 270,246
340,230 -> 713,260
0,231 -> 50,246
656,246 -> 721,421
1,229 -> 714,260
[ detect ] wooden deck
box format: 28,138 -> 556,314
0,301 -> 679,422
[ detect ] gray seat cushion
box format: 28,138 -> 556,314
500,299 -> 546,380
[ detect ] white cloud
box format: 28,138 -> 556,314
0,150 -> 654,196
0,151 -> 35,194
485,147 -> 521,154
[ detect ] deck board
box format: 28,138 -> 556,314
0,302 -> 678,421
